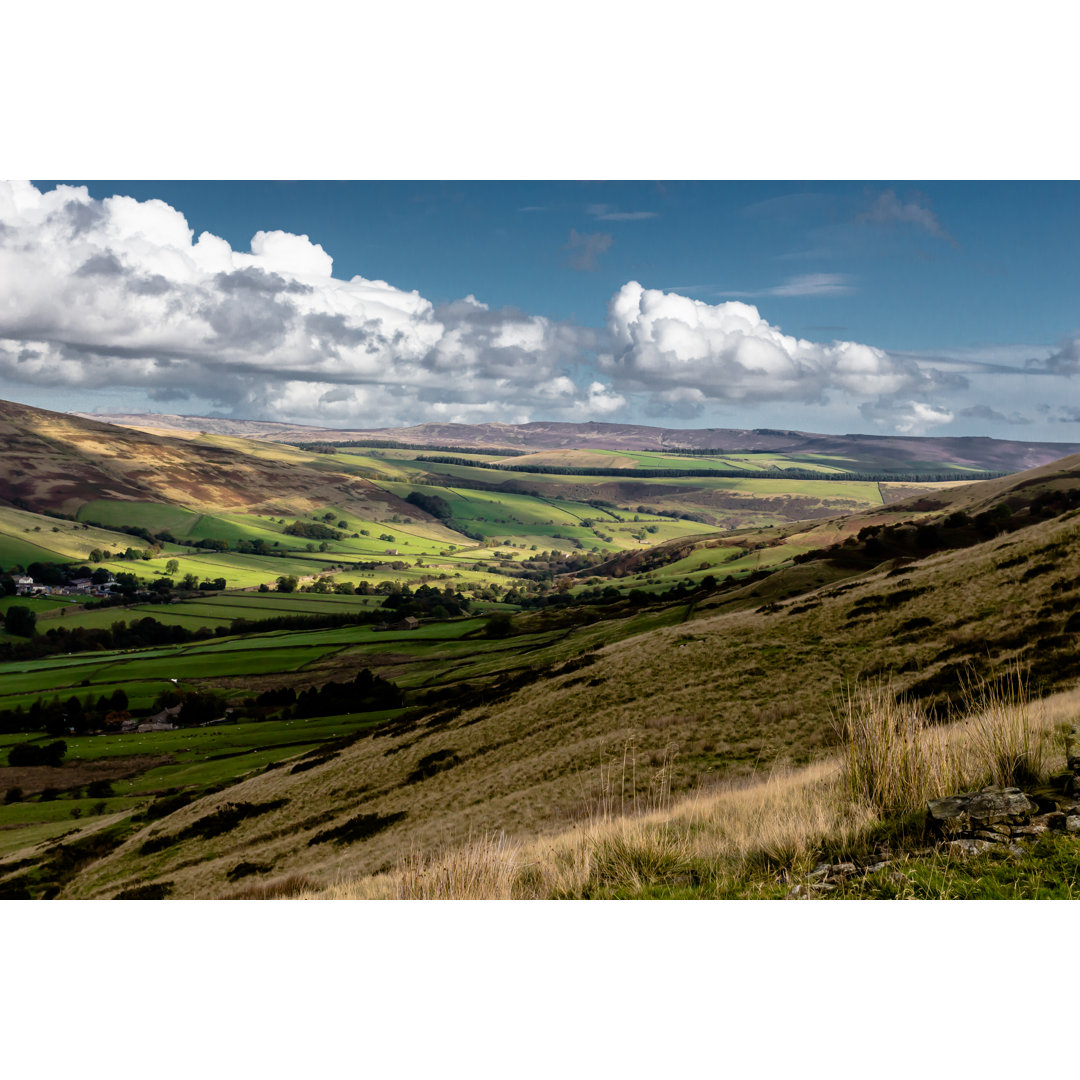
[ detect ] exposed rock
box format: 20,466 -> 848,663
791,852 -> 897,896
927,786 -> 1038,839
927,782 -> 1080,850
790,778 -> 1080,896
947,838 -> 998,856
1030,779 -> 1077,812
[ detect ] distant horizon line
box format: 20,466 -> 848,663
52,401 -> 1080,447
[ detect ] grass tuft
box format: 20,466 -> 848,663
835,668 -> 1051,817
960,664 -> 1049,789
834,684 -> 961,815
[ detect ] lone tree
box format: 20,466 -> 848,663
165,559 -> 180,576
4,606 -> 36,637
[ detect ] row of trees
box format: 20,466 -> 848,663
255,669 -> 403,720
414,454 -> 1005,483
0,690 -> 129,737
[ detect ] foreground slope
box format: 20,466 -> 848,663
60,456 -> 1080,898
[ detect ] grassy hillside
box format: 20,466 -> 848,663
5,397 -> 1080,899
305,682 -> 1080,900
26,456 -> 1080,899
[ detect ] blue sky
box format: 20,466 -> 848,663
40,179 -> 1077,348
1,179 -> 1077,440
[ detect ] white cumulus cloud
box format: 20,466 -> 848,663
0,180 -> 616,426
602,281 -> 931,412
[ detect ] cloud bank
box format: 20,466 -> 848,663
0,182 -> 998,435
0,181 -> 621,425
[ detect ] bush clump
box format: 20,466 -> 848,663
308,810 -> 407,846
7,740 -> 67,767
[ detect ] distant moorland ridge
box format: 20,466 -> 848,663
74,411 -> 1080,474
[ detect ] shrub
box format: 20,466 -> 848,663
8,740 -> 67,767
140,799 -> 287,854
227,874 -> 316,900
405,750 -> 461,784
226,861 -> 271,882
4,786 -> 22,804
308,810 -> 407,846
837,669 -> 1050,817
182,799 -> 288,840
4,606 -> 36,637
483,612 -> 514,638
960,666 -> 1048,789
588,824 -> 695,893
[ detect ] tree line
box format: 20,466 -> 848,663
414,455 -> 1002,483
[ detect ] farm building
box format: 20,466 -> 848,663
127,703 -> 183,733
374,615 -> 420,632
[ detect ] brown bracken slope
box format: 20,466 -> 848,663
0,398 -> 420,521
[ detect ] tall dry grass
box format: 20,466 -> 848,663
960,664 -> 1050,788
834,684 -> 965,815
836,667 -> 1053,816
306,682 -> 1072,901
310,760 -> 874,899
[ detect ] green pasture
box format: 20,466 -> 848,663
184,512 -> 287,545
327,451 -> 419,480
33,603 -> 237,634
0,594 -> 76,617
401,459 -> 885,511
0,796 -> 144,830
0,505 -> 146,566
76,500 -> 201,535
0,613 -> 489,709
96,550 -> 339,590
0,817 -> 126,859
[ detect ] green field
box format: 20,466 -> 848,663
76,500 -> 202,534
0,505 -> 153,569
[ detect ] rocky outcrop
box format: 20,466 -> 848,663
924,728 -> 1080,855
786,853 -> 908,898
928,782 -> 1080,854
788,740 -> 1080,897
927,786 -> 1042,842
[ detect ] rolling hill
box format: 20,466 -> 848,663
0,398 -> 419,522
30,450 -> 1080,899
